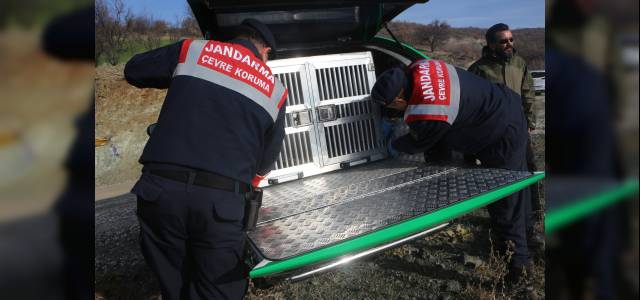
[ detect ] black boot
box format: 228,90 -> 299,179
505,263 -> 532,286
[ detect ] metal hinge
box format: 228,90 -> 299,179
288,110 -> 312,127
268,172 -> 303,185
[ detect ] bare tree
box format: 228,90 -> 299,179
180,3 -> 200,38
127,15 -> 151,35
95,0 -> 110,63
95,0 -> 132,65
152,20 -> 169,34
140,19 -> 165,50
168,24 -> 181,43
421,20 -> 451,52
125,14 -> 163,51
386,21 -> 421,45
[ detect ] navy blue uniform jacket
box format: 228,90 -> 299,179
394,61 -> 527,167
124,38 -> 288,184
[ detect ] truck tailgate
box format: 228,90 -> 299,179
248,155 -> 544,278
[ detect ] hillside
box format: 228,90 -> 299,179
382,22 -> 545,69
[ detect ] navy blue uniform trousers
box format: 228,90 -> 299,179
475,96 -> 532,268
132,165 -> 248,300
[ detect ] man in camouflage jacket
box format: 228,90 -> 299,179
468,23 -> 544,250
468,23 -> 537,131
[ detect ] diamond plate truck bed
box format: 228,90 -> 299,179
247,155 -> 544,279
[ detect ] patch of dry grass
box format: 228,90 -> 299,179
461,235 -> 543,300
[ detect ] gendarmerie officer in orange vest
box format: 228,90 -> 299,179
125,19 -> 287,299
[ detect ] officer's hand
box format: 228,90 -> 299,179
387,140 -> 400,158
251,174 -> 266,188
381,119 -> 394,144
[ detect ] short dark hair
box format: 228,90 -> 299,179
233,25 -> 268,48
485,23 -> 510,44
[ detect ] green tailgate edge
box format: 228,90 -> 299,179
250,171 -> 545,278
545,179 -> 639,234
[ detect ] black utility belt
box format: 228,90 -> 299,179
148,169 -> 251,193
148,169 -> 262,231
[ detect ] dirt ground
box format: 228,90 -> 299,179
244,212 -> 545,300
95,64 -> 165,188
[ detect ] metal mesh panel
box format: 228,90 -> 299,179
324,118 -> 377,158
336,100 -> 372,118
268,53 -> 378,176
315,65 -> 371,101
272,69 -> 312,170
274,131 -> 314,169
275,72 -> 304,106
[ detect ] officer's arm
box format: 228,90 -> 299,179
521,64 -> 537,130
256,108 -> 286,176
124,40 -> 183,89
392,120 -> 450,154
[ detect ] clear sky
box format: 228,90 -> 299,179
127,0 -> 189,25
396,0 -> 545,28
128,0 -> 545,29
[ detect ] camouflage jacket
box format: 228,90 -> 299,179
468,47 -> 537,129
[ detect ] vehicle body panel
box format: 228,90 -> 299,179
187,0 -> 428,57
530,69 -> 545,94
